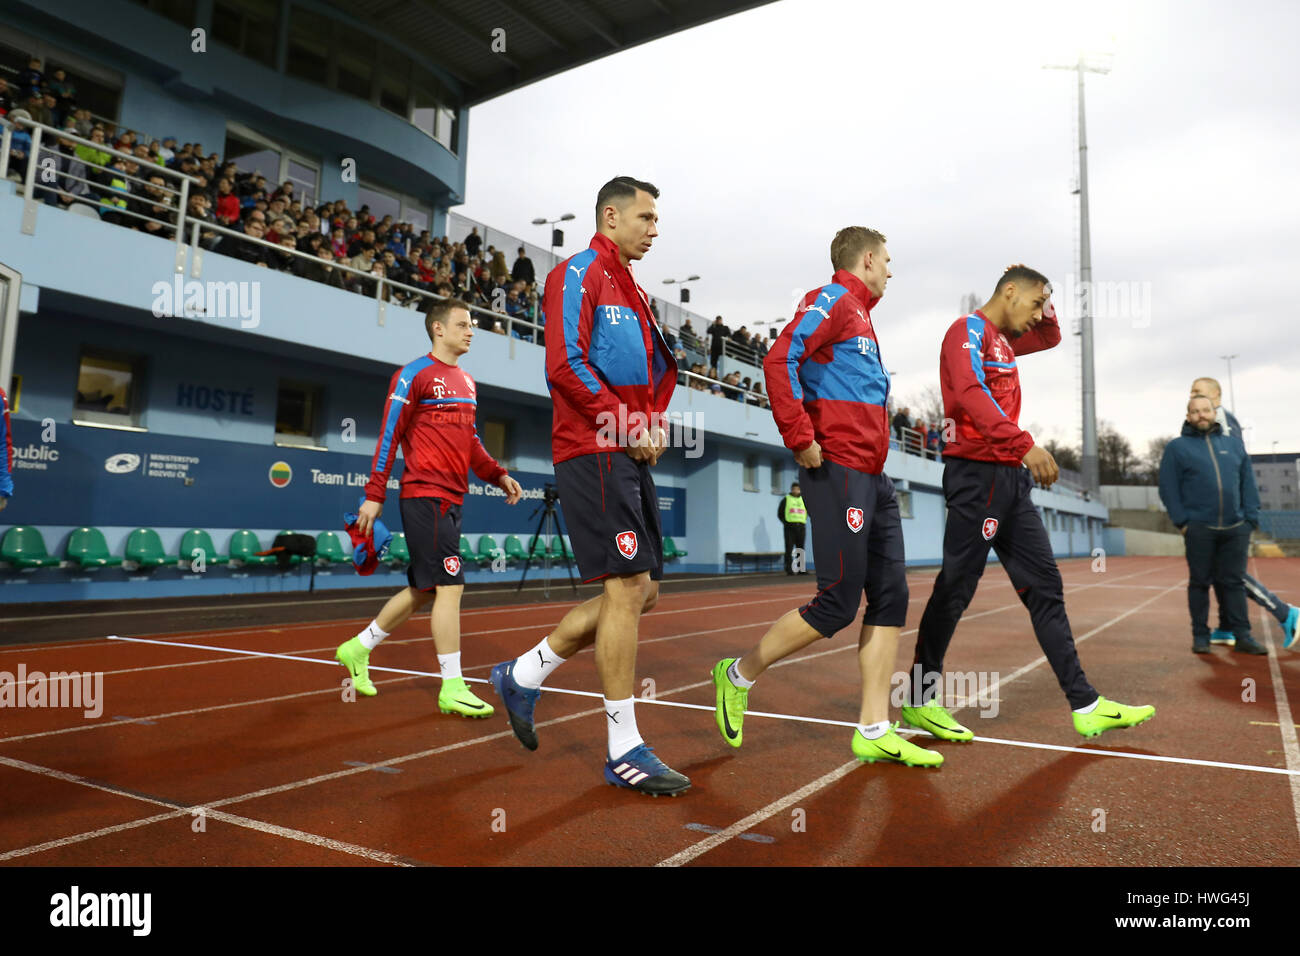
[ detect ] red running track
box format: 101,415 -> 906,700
1,556 -> 1298,866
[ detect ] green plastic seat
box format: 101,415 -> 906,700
0,527 -> 62,568
459,534 -> 476,565
664,536 -> 688,558
476,534 -> 504,566
386,532 -> 410,566
547,536 -> 568,563
66,527 -> 124,568
315,531 -> 350,564
228,530 -> 277,566
179,529 -> 229,569
124,528 -> 175,569
529,534 -> 549,558
504,534 -> 528,562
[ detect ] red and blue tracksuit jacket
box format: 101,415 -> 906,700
938,305 -> 1060,465
544,233 -> 677,465
763,270 -> 891,474
364,355 -> 506,505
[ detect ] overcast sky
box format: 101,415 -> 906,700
458,0 -> 1300,459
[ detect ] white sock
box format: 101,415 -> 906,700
358,620 -> 390,650
437,652 -> 462,681
1073,697 -> 1100,714
512,636 -> 566,689
605,697 -> 644,759
859,720 -> 891,739
727,659 -> 755,689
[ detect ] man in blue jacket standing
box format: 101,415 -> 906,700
1160,395 -> 1267,655
1191,377 -> 1299,648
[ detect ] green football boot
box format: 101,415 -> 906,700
1073,695 -> 1155,739
851,724 -> 943,768
712,658 -> 750,748
335,637 -> 377,697
438,677 -> 495,718
900,701 -> 974,742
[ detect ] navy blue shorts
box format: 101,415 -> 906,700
797,459 -> 908,638
554,451 -> 664,584
399,496 -> 465,591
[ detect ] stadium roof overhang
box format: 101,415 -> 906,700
318,0 -> 778,105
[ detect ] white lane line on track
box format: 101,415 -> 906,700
656,565 -> 1183,866
4,560 -> 1171,863
0,754 -> 418,865
1252,555 -> 1300,844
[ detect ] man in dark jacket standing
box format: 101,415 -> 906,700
1190,377 -> 1298,649
1160,395 -> 1267,655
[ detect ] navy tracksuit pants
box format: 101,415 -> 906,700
910,457 -> 1098,710
1214,573 -> 1290,630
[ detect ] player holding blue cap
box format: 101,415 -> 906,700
336,297 -> 522,713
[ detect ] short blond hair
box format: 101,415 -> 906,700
830,227 -> 887,271
1191,376 -> 1222,400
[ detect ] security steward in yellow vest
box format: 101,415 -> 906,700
778,481 -> 808,575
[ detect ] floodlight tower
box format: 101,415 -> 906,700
1045,52 -> 1111,494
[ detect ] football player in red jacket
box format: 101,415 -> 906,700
336,298 -> 522,715
903,265 -> 1155,742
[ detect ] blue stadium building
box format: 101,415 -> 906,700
0,0 -> 1107,606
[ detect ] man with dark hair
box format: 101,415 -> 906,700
464,226 -> 482,258
1160,395 -> 1266,654
337,298 -> 523,711
490,176 -> 688,796
1188,376 -> 1298,648
904,265 -> 1155,743
511,245 -> 535,285
708,315 -> 730,371
713,226 -> 944,767
778,480 -> 807,575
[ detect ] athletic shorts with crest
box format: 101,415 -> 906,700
554,451 -> 664,584
400,496 -> 466,591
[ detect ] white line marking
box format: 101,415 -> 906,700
1252,555 -> 1300,842
657,569 -> 1183,866
0,755 -> 416,865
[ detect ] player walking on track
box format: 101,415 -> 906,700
336,298 -> 523,714
489,177 -> 689,796
904,265 -> 1155,741
712,227 -> 944,768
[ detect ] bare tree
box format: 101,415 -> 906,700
1044,439 -> 1081,472
1098,420 -> 1140,484
906,384 -> 944,425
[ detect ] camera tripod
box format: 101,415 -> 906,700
516,491 -> 578,597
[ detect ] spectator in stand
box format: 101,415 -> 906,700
313,247 -> 348,290
752,380 -> 769,409
740,376 -> 753,400
892,405 -> 911,442
272,235 -> 301,273
348,227 -> 376,258
0,79 -> 12,117
231,218 -> 271,267
709,315 -> 730,371
489,249 -> 510,285
464,226 -> 482,258
679,317 -> 700,351
330,227 -> 348,259
187,193 -> 221,249
512,246 -> 535,285
53,125 -> 93,205
17,58 -> 44,98
349,243 -> 376,277
157,137 -> 176,164
73,126 -> 109,169
97,157 -> 132,225
908,418 -> 925,454
213,178 -> 240,225
136,173 -> 176,239
24,92 -> 52,127
72,108 -> 93,138
926,422 -> 940,454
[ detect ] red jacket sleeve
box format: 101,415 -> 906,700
364,367 -> 416,503
944,318 -> 1034,458
543,261 -> 623,434
763,300 -> 845,453
1011,297 -> 1062,356
470,429 -> 507,485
